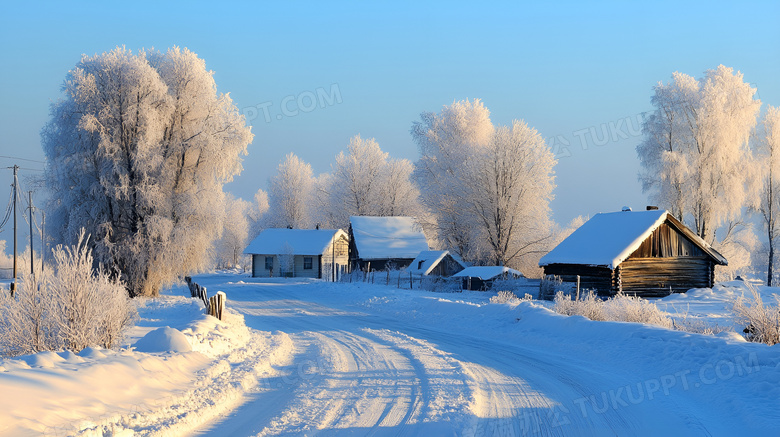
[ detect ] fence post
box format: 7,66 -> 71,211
409,272 -> 413,289
576,275 -> 580,301
208,291 -> 226,320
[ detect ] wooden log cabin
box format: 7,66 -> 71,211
539,208 -> 728,298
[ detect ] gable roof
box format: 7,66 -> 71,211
244,228 -> 347,256
350,216 -> 429,260
452,266 -> 524,280
406,250 -> 467,275
538,210 -> 727,269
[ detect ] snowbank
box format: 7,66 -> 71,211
133,326 -> 192,353
0,285 -> 294,437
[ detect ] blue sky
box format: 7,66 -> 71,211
0,1 -> 778,250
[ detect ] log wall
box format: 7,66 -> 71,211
618,257 -> 713,297
542,264 -> 615,295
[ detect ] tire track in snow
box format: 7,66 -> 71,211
198,281 -> 715,436
255,329 -> 423,436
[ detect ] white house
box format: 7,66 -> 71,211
244,228 -> 349,279
349,216 -> 430,271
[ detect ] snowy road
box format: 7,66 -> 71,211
192,279 -> 721,436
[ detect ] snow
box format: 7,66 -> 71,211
655,280 -> 776,332
350,215 -> 429,260
452,265 -> 524,280
2,272 -> 779,435
540,209 -> 669,268
244,228 -> 346,255
0,283 -> 295,436
133,326 -> 192,353
405,250 -> 465,275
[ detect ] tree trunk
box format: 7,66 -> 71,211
768,243 -> 774,287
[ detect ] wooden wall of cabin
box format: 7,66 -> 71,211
431,255 -> 466,277
542,264 -> 615,296
618,222 -> 716,297
629,223 -> 705,258
618,257 -> 713,297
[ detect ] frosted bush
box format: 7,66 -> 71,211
540,275 -> 568,300
604,294 -> 672,328
553,291 -> 606,321
0,266 -> 57,355
671,317 -> 731,335
489,290 -> 532,305
731,282 -> 780,345
0,232 -> 137,356
552,291 -> 574,315
553,291 -> 672,328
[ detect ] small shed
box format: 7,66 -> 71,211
452,266 -> 525,291
406,250 -> 468,277
244,228 -> 349,279
349,216 -> 430,271
538,209 -> 728,297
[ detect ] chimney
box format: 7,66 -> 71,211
646,205 -> 658,211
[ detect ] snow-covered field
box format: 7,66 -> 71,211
1,273 -> 779,436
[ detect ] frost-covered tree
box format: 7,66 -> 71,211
757,106 -> 780,285
266,153 -> 315,229
214,193 -> 250,269
412,99 -> 494,258
248,188 -> 270,240
637,72 -> 699,221
472,120 -> 556,266
637,66 -> 761,243
319,135 -> 422,229
713,225 -> 759,282
383,158 -> 422,217
0,240 -> 14,279
42,47 -> 253,296
412,100 -> 557,270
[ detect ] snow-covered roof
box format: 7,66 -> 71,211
406,250 -> 467,275
538,210 -> 726,269
452,266 -> 524,280
350,216 -> 429,260
244,228 -> 347,256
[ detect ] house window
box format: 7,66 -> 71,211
418,260 -> 425,270
265,256 -> 273,270
303,257 -> 313,270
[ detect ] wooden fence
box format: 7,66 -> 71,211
340,270 -> 461,291
185,276 -> 226,321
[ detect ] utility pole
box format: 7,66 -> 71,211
41,211 -> 45,273
11,165 -> 17,296
28,191 -> 34,276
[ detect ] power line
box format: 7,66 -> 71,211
0,167 -> 44,172
0,155 -> 45,164
0,186 -> 14,231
